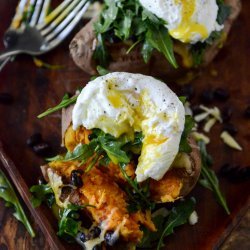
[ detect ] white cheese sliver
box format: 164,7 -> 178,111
189,211 -> 199,225
203,118 -> 217,133
220,131 -> 243,151
192,132 -> 210,144
194,112 -> 210,122
200,105 -> 222,123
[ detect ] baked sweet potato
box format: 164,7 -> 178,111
61,106 -> 201,202
69,0 -> 241,78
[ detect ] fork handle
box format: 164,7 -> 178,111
0,49 -> 19,61
0,56 -> 12,71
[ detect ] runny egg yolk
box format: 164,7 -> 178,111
72,73 -> 185,182
170,0 -> 208,43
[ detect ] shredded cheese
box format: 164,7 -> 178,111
203,118 -> 216,133
47,168 -> 70,208
192,132 -> 210,144
189,211 -> 198,225
200,105 -> 222,123
220,131 -> 243,151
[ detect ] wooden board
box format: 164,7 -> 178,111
0,0 -> 249,249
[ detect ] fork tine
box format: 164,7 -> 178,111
10,0 -> 29,29
37,0 -> 51,24
24,0 -> 36,24
44,0 -> 88,41
43,1 -> 90,52
37,0 -> 72,30
29,0 -> 45,26
39,0 -> 80,36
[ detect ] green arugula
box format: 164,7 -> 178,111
146,24 -> 177,68
93,33 -> 109,67
30,183 -> 54,208
119,164 -> 155,212
0,170 -> 35,237
198,141 -> 230,215
38,94 -> 78,118
57,204 -> 82,242
179,115 -> 195,153
93,0 -> 177,68
138,198 -> 196,249
216,0 -> 231,25
63,129 -> 143,168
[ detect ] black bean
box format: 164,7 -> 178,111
92,245 -> 101,250
219,164 -> 250,181
89,226 -> 101,238
180,84 -> 194,100
26,133 -> 42,147
219,163 -> 237,177
244,106 -> 250,118
80,232 -> 89,243
221,106 -> 233,123
32,142 -> 51,157
0,93 -> 13,105
71,170 -> 83,188
104,231 -> 118,246
88,133 -> 96,141
222,123 -> 238,136
214,88 -> 230,101
200,89 -> 214,104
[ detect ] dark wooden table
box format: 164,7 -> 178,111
0,1 -> 249,250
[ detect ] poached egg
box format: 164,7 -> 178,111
72,73 -> 185,182
139,0 -> 223,43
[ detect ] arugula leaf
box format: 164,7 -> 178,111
179,116 -> 195,153
141,39 -> 154,63
115,9 -> 134,40
0,170 -> 35,237
64,143 -> 97,162
138,209 -> 168,248
96,65 -> 110,76
178,96 -> 187,104
95,0 -> 118,34
146,25 -> 178,68
198,141 -> 230,215
138,198 -> 195,249
99,136 -> 130,164
156,198 -> 196,250
46,155 -> 64,162
93,33 -> 109,67
30,183 -> 54,208
119,164 -> 155,212
217,3 -> 231,25
38,94 -> 77,118
93,0 -> 177,68
57,204 -> 82,241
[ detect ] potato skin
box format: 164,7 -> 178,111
149,138 -> 201,203
69,0 -> 241,78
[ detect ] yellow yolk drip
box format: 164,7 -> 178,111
170,0 -> 208,43
144,135 -> 168,145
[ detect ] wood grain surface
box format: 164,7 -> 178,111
0,1 -> 249,250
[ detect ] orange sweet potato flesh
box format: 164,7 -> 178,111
69,0 -> 241,78
63,121 -> 201,203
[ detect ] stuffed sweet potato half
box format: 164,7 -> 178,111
69,0 -> 241,78
32,73 -> 201,249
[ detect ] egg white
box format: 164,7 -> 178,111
139,0 -> 223,43
72,72 -> 185,182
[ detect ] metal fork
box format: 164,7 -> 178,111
0,0 -> 90,70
